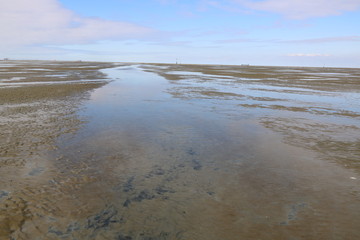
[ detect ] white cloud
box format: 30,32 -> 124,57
287,53 -> 331,57
283,36 -> 360,43
0,0 -> 154,48
235,0 -> 360,19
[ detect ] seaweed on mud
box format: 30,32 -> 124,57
185,148 -> 202,170
48,227 -> 64,236
191,159 -> 202,170
187,148 -> 196,156
177,163 -> 185,168
123,190 -> 155,207
117,231 -> 172,240
117,234 -> 133,240
133,190 -> 156,202
140,231 -> 171,240
123,185 -> 176,207
86,205 -> 123,230
48,222 -> 82,237
280,203 -> 308,225
155,186 -> 175,195
146,166 -> 166,178
123,199 -> 131,207
66,222 -> 81,233
123,176 -> 135,192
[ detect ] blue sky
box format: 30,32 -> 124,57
1,0 -> 360,67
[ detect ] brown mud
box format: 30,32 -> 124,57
0,62 -> 359,240
0,61 -> 113,238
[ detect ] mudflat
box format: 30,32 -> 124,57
0,61 -> 359,239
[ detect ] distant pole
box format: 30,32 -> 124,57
176,58 -> 178,64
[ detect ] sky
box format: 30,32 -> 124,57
1,0 -> 360,67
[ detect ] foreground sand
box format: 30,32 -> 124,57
0,61 -> 114,237
0,61 -> 359,239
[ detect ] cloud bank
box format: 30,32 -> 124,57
0,0 -> 153,47
287,53 -> 331,57
284,36 -> 360,43
235,0 -> 360,19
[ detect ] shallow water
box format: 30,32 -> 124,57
1,63 -> 360,239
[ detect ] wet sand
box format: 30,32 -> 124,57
0,61 -> 359,239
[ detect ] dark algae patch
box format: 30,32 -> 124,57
86,206 -> 123,230
1,62 -> 359,239
280,202 -> 308,226
123,176 -> 135,192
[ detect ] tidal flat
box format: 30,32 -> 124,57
0,61 -> 359,239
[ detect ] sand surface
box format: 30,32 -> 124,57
0,61 -> 359,239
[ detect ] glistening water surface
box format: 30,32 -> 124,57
1,63 -> 359,239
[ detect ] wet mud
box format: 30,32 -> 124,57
0,61 -> 359,239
